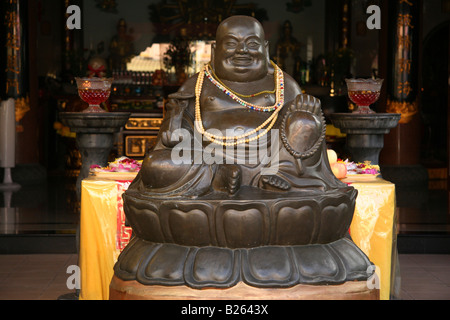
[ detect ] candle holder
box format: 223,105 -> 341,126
345,78 -> 383,114
330,77 -> 399,166
75,77 -> 113,113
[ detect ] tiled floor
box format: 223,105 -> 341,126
397,254 -> 450,300
0,254 -> 78,300
0,253 -> 449,300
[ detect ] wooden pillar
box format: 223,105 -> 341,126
340,0 -> 351,49
1,0 -> 29,103
0,0 -> 41,164
446,21 -> 450,224
62,0 -> 84,83
380,0 -> 423,166
324,0 -> 352,98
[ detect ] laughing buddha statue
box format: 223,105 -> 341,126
111,16 -> 375,299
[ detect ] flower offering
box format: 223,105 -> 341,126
90,157 -> 142,173
342,160 -> 380,175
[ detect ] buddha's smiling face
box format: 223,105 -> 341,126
213,16 -> 269,82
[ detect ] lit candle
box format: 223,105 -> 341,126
0,99 -> 16,170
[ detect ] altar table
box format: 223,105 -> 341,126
342,176 -> 397,301
79,175 -> 396,300
78,175 -> 134,301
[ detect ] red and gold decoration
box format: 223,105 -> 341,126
116,181 -> 132,251
386,0 -> 419,124
1,0 -> 31,131
14,96 -> 30,133
385,98 -> 418,124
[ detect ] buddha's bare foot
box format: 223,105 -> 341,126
227,165 -> 241,195
261,175 -> 291,191
213,164 -> 241,196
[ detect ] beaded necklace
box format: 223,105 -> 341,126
207,61 -> 278,98
204,63 -> 284,112
195,64 -> 285,146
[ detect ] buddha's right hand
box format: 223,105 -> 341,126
161,94 -> 193,148
161,130 -> 178,148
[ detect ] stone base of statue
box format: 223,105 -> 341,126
109,237 -> 379,300
109,276 -> 379,300
109,187 -> 378,300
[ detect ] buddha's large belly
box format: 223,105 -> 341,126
201,108 -> 274,136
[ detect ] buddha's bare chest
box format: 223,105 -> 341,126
197,92 -> 276,133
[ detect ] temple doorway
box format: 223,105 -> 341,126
420,21 -> 449,172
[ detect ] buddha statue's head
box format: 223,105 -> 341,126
212,16 -> 270,83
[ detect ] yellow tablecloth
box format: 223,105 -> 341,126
343,176 -> 397,301
79,175 -> 396,300
79,176 -> 133,300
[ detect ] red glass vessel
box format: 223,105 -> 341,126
348,90 -> 381,107
76,77 -> 113,113
345,79 -> 383,114
78,89 -> 111,106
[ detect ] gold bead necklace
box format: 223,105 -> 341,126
207,61 -> 278,98
204,63 -> 284,112
195,64 -> 285,146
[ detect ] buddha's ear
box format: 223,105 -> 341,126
210,42 -> 216,68
265,40 -> 270,64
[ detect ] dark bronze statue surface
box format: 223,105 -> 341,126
114,16 -> 373,289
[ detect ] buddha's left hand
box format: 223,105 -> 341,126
291,94 -> 322,116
